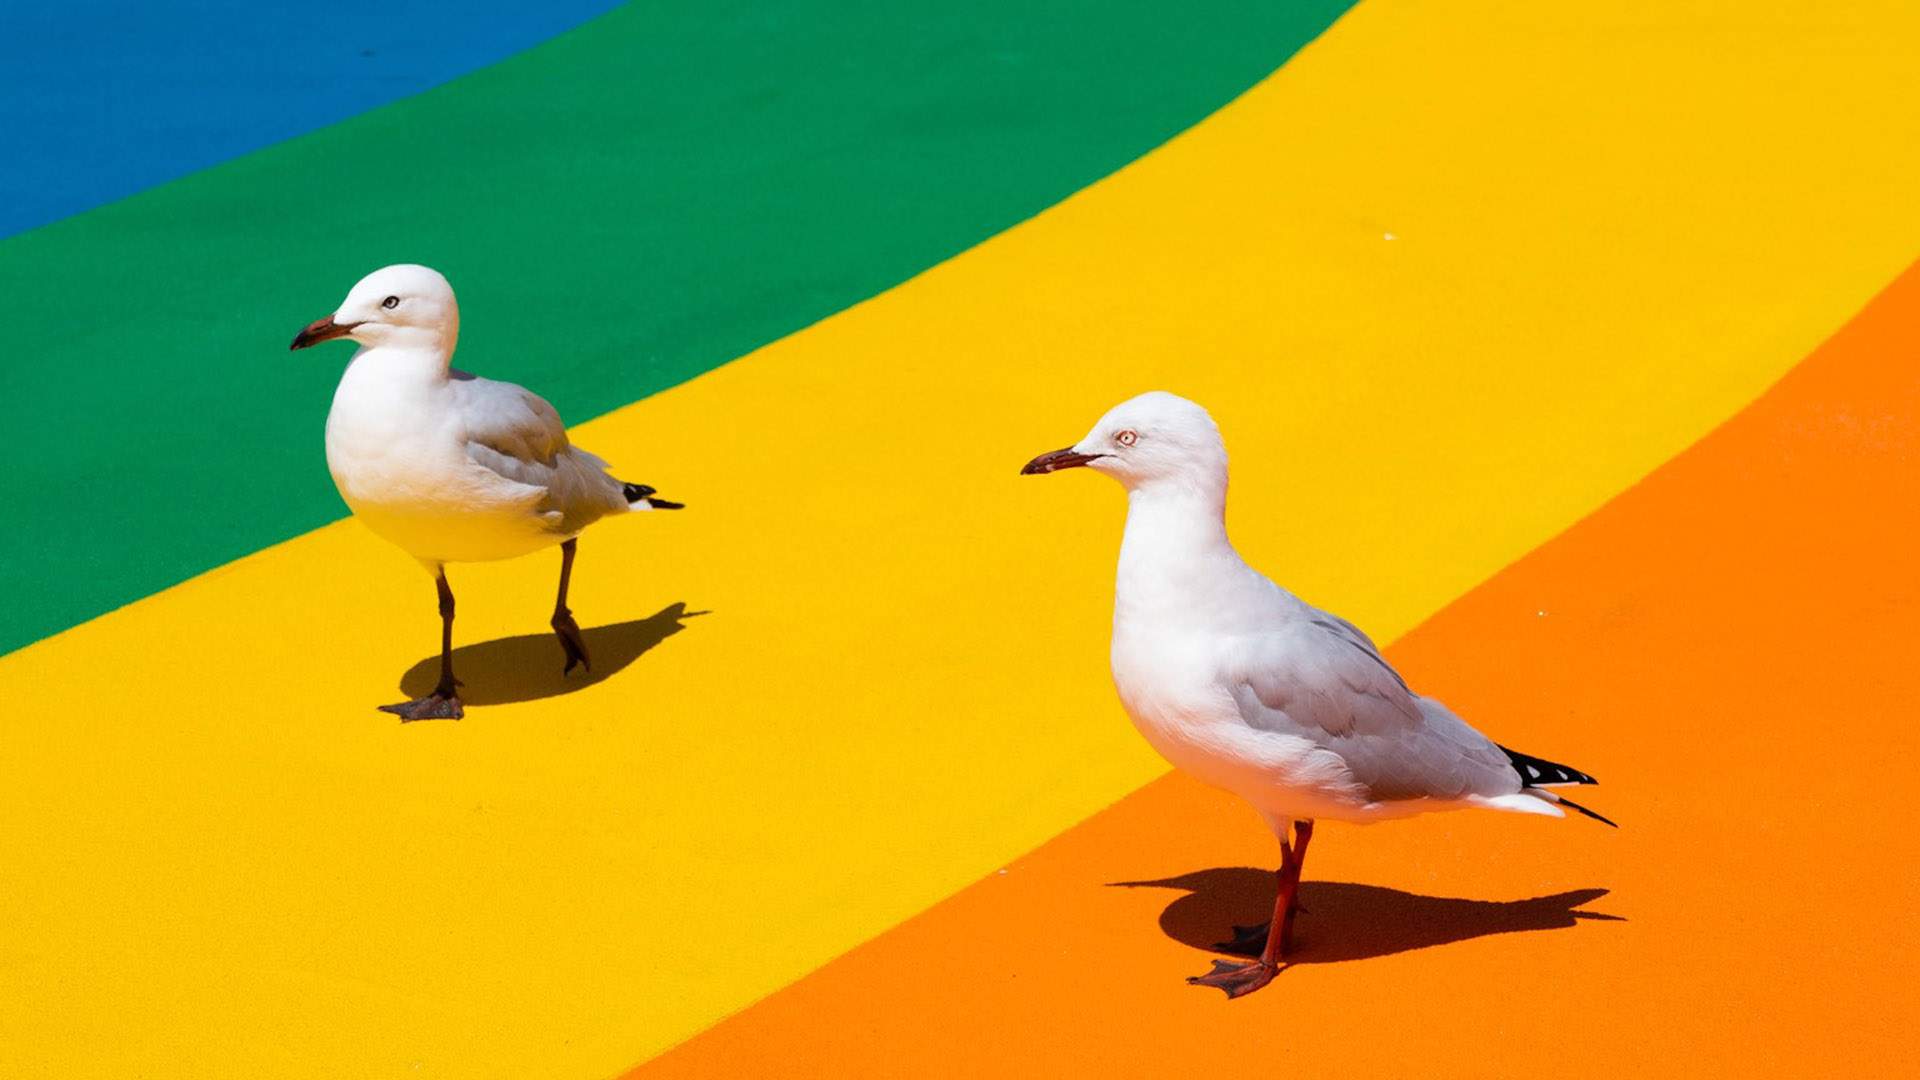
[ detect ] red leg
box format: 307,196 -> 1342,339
1272,819 -> 1313,959
1190,819 -> 1314,998
1215,829 -> 1302,954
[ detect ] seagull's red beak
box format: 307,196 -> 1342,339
289,315 -> 358,351
1020,447 -> 1106,475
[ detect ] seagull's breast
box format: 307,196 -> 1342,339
1111,631 -> 1262,779
1110,626 -> 1375,821
324,355 -> 552,563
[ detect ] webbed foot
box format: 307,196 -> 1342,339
1187,958 -> 1281,999
378,692 -> 464,721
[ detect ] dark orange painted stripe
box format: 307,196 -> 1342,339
631,261 -> 1920,1078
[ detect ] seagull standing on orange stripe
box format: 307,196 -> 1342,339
1022,391 -> 1611,998
291,264 -> 681,721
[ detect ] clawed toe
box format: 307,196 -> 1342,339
378,693 -> 465,721
1187,958 -> 1281,998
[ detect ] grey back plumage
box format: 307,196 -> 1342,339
451,371 -> 629,534
1228,611 -> 1519,803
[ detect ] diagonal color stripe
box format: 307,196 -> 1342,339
0,0 -> 1354,657
634,255 -> 1920,1080
0,1 -> 625,239
7,2 -> 1920,1077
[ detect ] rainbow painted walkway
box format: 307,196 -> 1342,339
4,3 -> 1919,1077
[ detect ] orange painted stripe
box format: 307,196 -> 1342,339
631,263 -> 1920,1079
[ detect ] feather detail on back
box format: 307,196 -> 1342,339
1229,619 -> 1520,804
451,371 -> 628,534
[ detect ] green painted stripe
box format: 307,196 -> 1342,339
0,1 -> 1352,655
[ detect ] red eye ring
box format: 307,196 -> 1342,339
1116,429 -> 1138,447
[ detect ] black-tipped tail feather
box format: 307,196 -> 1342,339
1499,744 -> 1616,827
622,482 -> 683,510
1499,744 -> 1597,787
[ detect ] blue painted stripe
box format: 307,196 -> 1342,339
0,1 -> 625,239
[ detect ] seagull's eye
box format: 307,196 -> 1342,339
1115,429 -> 1138,447
381,295 -> 400,310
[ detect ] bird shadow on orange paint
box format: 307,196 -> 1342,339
398,602 -> 706,706
1113,868 -> 1621,965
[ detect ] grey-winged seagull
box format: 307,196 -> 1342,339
1021,391 -> 1611,998
291,264 -> 680,721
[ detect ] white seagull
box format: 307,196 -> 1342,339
1021,391 -> 1611,998
290,264 -> 681,720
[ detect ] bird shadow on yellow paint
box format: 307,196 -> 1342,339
398,602 -> 706,706
1113,868 -> 1621,965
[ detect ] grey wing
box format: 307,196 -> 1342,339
453,374 -> 627,529
454,372 -> 566,472
1231,620 -> 1517,803
1232,620 -> 1421,740
1308,606 -> 1386,655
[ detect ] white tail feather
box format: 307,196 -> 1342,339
1473,792 -> 1566,818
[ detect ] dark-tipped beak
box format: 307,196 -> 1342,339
289,315 -> 357,351
1020,447 -> 1106,475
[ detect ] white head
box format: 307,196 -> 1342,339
289,264 -> 460,356
1021,391 -> 1229,495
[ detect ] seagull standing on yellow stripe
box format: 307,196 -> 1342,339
291,264 -> 681,720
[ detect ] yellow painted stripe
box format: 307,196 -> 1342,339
8,4 -> 1920,1077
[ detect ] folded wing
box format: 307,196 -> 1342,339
452,372 -> 628,533
1230,616 -> 1518,803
